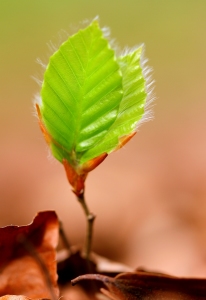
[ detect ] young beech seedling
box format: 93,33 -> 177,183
35,19 -> 152,260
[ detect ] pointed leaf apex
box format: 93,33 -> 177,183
82,153 -> 108,172
115,132 -> 136,151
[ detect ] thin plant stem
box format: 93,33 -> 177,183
77,192 -> 95,260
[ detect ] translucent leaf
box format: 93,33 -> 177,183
81,46 -> 147,163
39,20 -> 122,162
36,20 -> 150,195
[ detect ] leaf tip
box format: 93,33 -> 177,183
115,132 -> 136,151
82,153 -> 108,172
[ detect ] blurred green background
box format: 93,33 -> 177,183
1,1 -> 206,276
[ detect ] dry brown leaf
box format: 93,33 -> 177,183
0,296 -> 46,300
0,211 -> 59,299
71,271 -> 206,300
0,296 -> 31,300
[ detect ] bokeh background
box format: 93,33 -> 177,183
1,0 -> 206,277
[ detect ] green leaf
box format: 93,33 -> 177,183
39,20 -> 122,165
36,19 -> 150,194
81,46 -> 147,163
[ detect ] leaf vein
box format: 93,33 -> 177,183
44,85 -> 73,128
69,39 -> 85,73
84,66 -> 119,99
87,50 -> 114,79
43,113 -> 71,146
82,80 -> 121,117
49,62 -> 77,108
59,49 -> 82,88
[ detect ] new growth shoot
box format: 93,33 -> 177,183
35,19 -> 152,260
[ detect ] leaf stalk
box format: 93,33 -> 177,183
77,192 -> 95,260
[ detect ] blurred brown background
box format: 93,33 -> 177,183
1,0 -> 206,277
